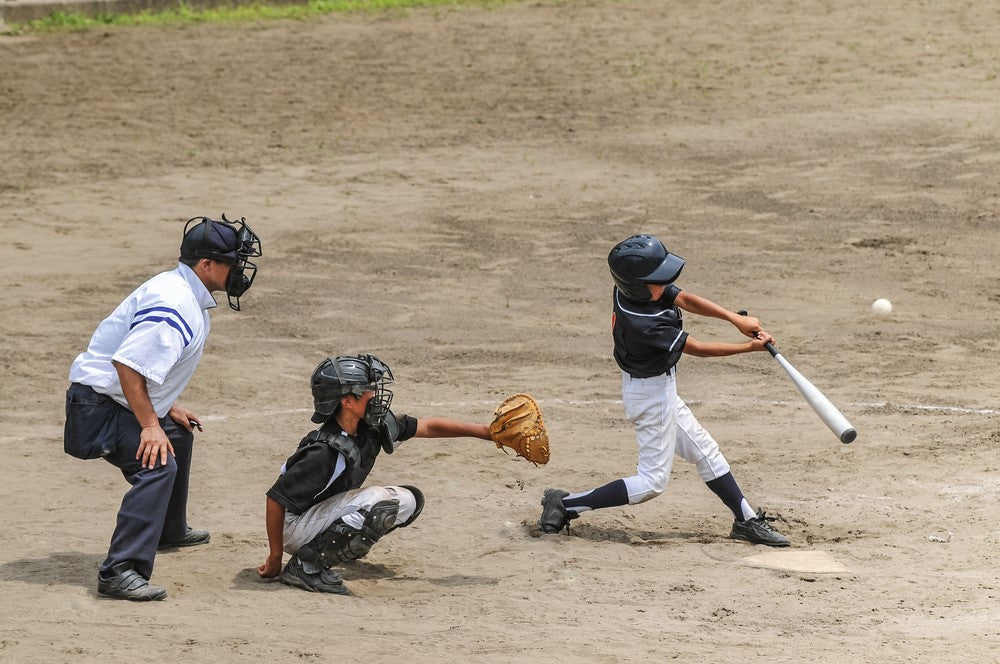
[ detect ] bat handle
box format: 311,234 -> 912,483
736,309 -> 779,357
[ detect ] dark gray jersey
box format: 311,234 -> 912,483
266,411 -> 418,515
611,286 -> 688,378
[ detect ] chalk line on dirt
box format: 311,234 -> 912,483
195,399 -> 997,422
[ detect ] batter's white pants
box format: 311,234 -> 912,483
621,370 -> 731,504
282,485 -> 419,555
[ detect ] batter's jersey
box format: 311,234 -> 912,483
69,263 -> 217,417
612,285 -> 688,378
266,411 -> 418,515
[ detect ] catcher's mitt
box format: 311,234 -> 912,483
488,394 -> 550,465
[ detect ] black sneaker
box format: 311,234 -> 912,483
97,562 -> 167,601
158,528 -> 210,550
279,556 -> 351,595
538,488 -> 578,534
730,509 -> 790,547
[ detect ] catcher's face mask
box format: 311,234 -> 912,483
360,354 -> 394,426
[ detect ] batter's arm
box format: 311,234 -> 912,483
683,332 -> 774,357
674,291 -> 761,338
258,497 -> 286,578
415,418 -> 490,440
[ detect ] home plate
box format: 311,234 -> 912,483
740,550 -> 848,574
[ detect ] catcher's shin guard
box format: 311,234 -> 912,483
298,499 -> 400,568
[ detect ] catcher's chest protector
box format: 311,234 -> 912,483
306,429 -> 382,492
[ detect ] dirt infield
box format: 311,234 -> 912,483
2,1 -> 1000,661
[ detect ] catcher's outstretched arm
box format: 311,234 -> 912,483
415,418 -> 490,440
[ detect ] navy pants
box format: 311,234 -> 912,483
64,383 -> 194,580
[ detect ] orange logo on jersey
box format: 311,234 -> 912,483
611,312 -> 616,329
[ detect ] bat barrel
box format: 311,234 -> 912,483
773,351 -> 857,444
738,309 -> 856,444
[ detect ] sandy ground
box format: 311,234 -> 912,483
3,0 -> 1000,661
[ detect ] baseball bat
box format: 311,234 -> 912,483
739,311 -> 857,444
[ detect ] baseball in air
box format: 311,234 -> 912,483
871,298 -> 892,315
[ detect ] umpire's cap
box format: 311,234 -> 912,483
180,217 -> 240,264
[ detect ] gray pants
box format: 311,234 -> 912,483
64,383 -> 195,580
283,485 -> 419,554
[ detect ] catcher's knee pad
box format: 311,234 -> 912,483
298,499 -> 400,568
394,485 -> 424,529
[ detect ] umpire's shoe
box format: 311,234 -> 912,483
157,527 -> 211,550
97,562 -> 167,601
280,556 -> 351,595
538,488 -> 578,534
730,509 -> 790,547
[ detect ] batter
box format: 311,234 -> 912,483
538,234 -> 790,547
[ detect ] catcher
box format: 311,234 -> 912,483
257,353 -> 547,594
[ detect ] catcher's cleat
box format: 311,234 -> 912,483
298,499 -> 400,567
538,488 -> 578,534
280,556 -> 351,595
97,562 -> 167,601
730,509 -> 790,547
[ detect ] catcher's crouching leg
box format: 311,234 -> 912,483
391,485 -> 424,530
298,499 -> 400,568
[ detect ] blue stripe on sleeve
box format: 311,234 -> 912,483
130,314 -> 192,347
135,306 -> 194,338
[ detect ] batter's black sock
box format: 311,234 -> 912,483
705,472 -> 751,521
563,479 -> 629,514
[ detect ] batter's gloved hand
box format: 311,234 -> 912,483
488,394 -> 550,466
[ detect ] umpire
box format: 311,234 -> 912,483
63,215 -> 262,601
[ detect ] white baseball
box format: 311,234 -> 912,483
872,298 -> 892,315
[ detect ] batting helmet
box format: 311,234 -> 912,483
608,234 -> 685,301
310,354 -> 394,425
180,214 -> 262,312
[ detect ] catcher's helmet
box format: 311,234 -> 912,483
180,214 -> 262,312
310,354 -> 394,425
608,234 -> 685,301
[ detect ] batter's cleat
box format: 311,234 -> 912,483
538,488 -> 578,534
280,556 -> 351,595
158,528 -> 210,550
730,509 -> 790,547
97,562 -> 167,601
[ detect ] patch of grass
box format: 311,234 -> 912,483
8,0 -> 516,33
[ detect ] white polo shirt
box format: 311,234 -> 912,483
69,263 -> 217,417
